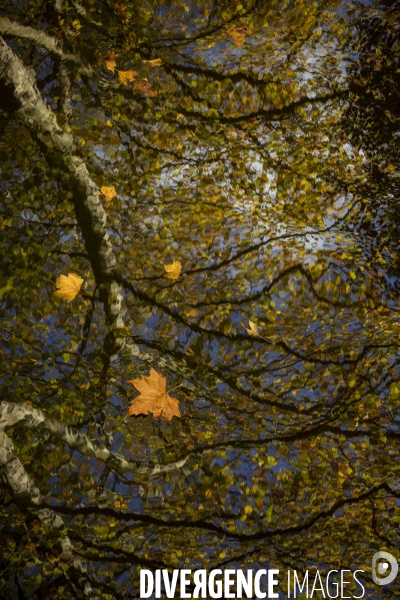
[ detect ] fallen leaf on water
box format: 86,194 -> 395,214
104,52 -> 117,72
227,27 -> 252,47
100,185 -> 117,202
142,58 -> 163,66
164,260 -> 182,280
114,3 -> 127,14
133,78 -> 156,97
54,273 -> 83,302
118,69 -> 138,86
245,319 -> 272,343
126,368 -> 181,420
245,320 -> 261,336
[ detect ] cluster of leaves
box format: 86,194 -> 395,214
343,0 -> 400,279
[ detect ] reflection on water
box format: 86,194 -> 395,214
0,0 -> 400,597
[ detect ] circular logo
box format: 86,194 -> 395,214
372,551 -> 398,586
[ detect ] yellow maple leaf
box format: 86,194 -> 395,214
227,26 -> 252,47
133,78 -> 156,97
117,69 -> 138,86
245,319 -> 272,343
164,260 -> 182,280
104,52 -> 117,72
245,320 -> 261,336
126,368 -> 181,420
100,185 -> 117,202
54,273 -> 83,302
142,58 -> 163,67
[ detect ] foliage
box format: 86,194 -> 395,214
0,0 -> 400,598
343,0 -> 400,278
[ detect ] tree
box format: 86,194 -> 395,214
1,0 -> 399,598
343,0 -> 400,280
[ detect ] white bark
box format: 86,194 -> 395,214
0,400 -> 192,476
0,17 -> 93,76
0,429 -> 41,504
0,35 -> 123,332
0,418 -> 93,597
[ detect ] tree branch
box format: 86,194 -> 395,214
0,17 -> 93,76
0,421 -> 93,598
0,35 -> 124,356
0,400 -> 190,476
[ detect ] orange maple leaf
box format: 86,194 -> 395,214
100,185 -> 117,202
114,3 -> 127,14
118,70 -> 138,86
164,260 -> 182,280
104,52 -> 117,72
54,273 -> 83,301
227,27 -> 252,47
126,368 -> 181,420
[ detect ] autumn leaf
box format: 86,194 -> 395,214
54,273 -> 83,302
117,70 -> 138,86
104,52 -> 117,72
245,320 -> 261,336
114,3 -> 127,14
164,260 -> 182,280
100,185 -> 117,202
126,368 -> 181,420
142,58 -> 163,67
245,320 -> 272,344
133,78 -> 156,97
227,26 -> 252,47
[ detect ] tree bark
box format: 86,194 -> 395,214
0,400 -> 193,476
0,18 -> 93,76
0,415 -> 93,598
0,35 -> 123,334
